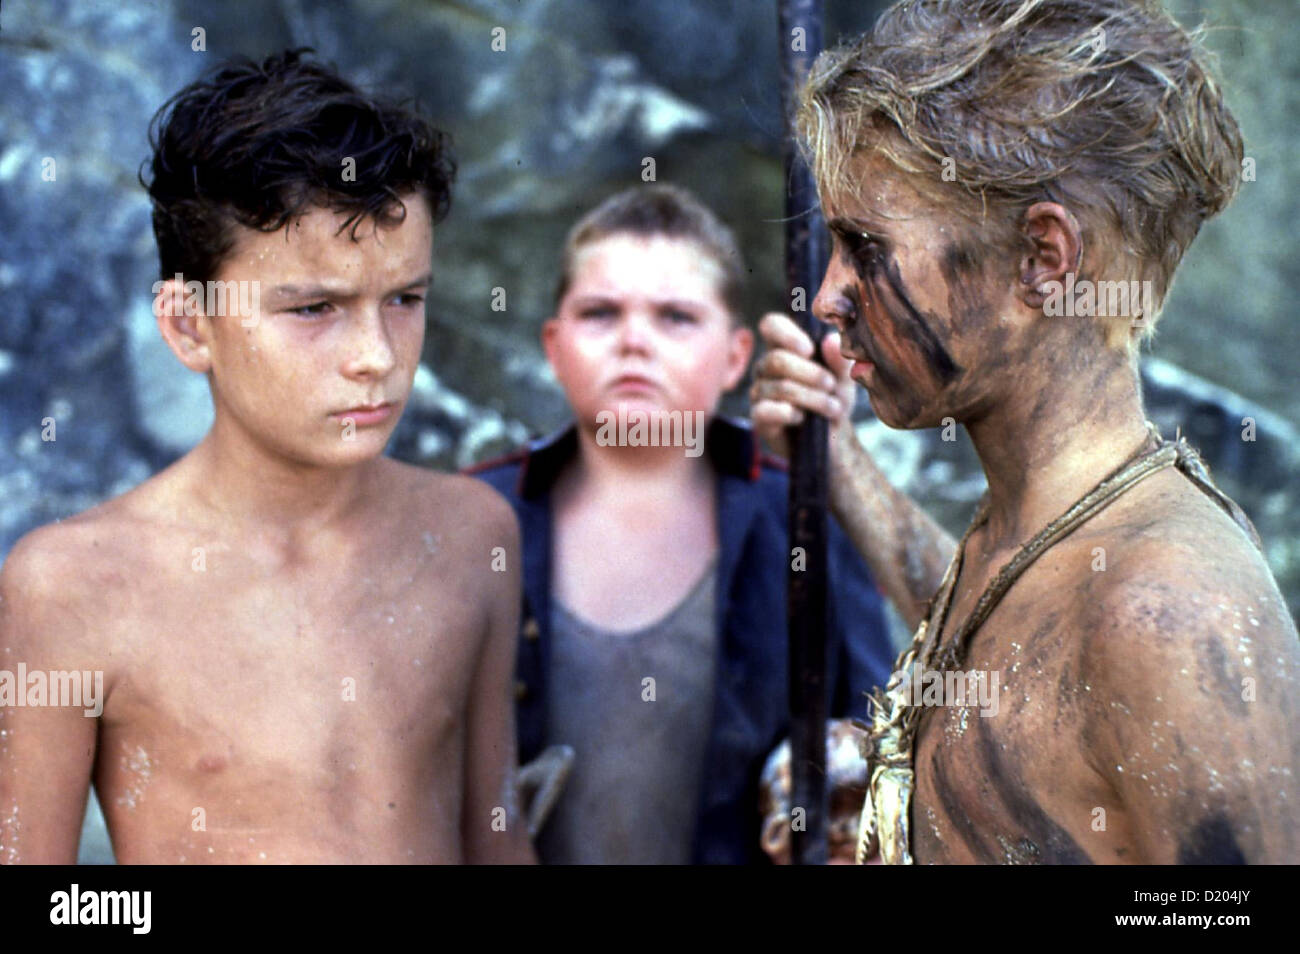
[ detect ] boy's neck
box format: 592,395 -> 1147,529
184,417 -> 378,537
965,349 -> 1150,555
569,423 -> 714,499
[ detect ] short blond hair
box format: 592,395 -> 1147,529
796,0 -> 1244,349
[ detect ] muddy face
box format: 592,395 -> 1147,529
812,157 -> 1020,430
832,225 -> 962,424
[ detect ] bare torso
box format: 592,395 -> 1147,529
3,456 -> 521,863
911,468 -> 1300,864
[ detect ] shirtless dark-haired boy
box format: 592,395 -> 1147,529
0,50 -> 533,864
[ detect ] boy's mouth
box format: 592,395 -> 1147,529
840,326 -> 878,378
610,374 -> 660,393
331,401 -> 396,425
844,352 -> 875,381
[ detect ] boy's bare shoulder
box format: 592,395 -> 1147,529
0,489 -> 160,651
1064,472 -> 1300,860
379,459 -> 519,549
5,491 -> 136,583
1074,475 -> 1292,663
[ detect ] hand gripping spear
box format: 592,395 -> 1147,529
779,0 -> 831,865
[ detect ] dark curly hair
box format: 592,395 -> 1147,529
142,48 -> 456,284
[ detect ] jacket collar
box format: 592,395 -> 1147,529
516,415 -> 765,500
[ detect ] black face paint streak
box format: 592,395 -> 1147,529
969,706 -> 1094,864
834,233 -> 962,424
939,242 -> 994,336
1178,813 -> 1246,864
833,224 -> 962,388
840,275 -> 912,407
926,746 -> 1000,863
880,259 -> 961,384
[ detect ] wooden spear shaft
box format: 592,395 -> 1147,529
778,0 -> 830,866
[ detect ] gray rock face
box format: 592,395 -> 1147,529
0,0 -> 1295,865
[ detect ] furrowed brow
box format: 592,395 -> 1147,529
391,272 -> 433,295
268,282 -> 351,300
654,298 -> 706,313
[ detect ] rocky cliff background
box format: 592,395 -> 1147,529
0,0 -> 1295,864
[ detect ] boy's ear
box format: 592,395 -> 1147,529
723,325 -> 754,391
540,316 -> 560,366
153,278 -> 213,373
1017,201 -> 1083,309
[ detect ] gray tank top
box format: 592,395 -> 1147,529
538,559 -> 719,864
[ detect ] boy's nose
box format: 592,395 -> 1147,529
616,310 -> 654,353
811,261 -> 850,333
343,308 -> 397,378
811,279 -> 841,331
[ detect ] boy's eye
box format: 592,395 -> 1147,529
663,308 -> 697,325
392,293 -> 426,308
833,228 -> 885,265
290,301 -> 332,317
580,306 -> 616,320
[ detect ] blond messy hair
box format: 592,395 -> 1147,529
796,0 -> 1244,350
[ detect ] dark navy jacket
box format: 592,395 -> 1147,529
468,416 -> 894,864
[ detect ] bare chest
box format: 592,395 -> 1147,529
907,564 -> 1115,864
94,539 -> 483,801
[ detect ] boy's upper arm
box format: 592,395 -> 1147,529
1083,544 -> 1300,864
0,529 -> 101,864
457,484 -> 534,864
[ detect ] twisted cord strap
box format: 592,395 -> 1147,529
1168,434 -> 1265,553
932,440 -> 1181,673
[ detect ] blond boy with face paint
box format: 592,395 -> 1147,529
753,0 -> 1299,863
0,51 -> 533,865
